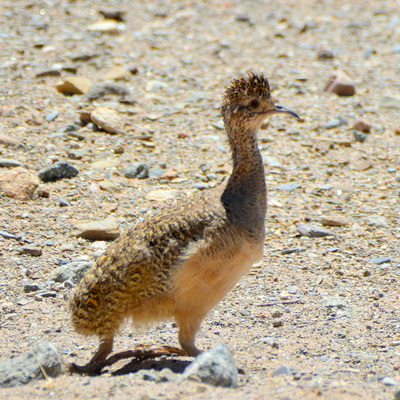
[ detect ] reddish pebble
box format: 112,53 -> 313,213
353,120 -> 371,133
324,69 -> 356,96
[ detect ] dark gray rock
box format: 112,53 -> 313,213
124,163 -> 149,179
52,260 -> 92,284
0,341 -> 64,388
39,161 -> 79,182
395,388 -> 400,400
23,283 -> 44,293
181,343 -> 238,388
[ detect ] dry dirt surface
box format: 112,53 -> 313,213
1,0 -> 400,399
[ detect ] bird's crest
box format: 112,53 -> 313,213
223,72 -> 271,105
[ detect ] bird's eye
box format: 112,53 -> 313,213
249,99 -> 260,109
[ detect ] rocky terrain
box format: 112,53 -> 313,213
0,0 -> 400,398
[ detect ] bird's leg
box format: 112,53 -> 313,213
90,337 -> 114,363
176,316 -> 203,356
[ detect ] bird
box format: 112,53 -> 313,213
69,72 -> 299,366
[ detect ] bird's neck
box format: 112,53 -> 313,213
221,123 -> 267,241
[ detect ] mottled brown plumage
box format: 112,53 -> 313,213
69,72 -> 299,363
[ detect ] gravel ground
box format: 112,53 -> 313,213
0,0 -> 400,399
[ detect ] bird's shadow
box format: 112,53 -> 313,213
112,357 -> 191,376
68,346 -> 191,376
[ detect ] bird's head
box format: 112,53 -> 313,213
221,72 -> 299,130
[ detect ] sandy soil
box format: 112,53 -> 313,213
0,0 -> 400,399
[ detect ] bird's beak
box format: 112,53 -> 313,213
266,105 -> 300,119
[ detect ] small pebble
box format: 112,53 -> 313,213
381,376 -> 397,386
272,319 -> 283,327
58,198 -> 70,207
35,69 -> 61,78
326,247 -> 340,252
281,247 -> 306,254
320,215 -> 349,227
272,366 -> 293,376
296,223 -> 337,238
192,182 -> 209,190
318,49 -> 334,60
271,310 -> 282,318
143,372 -> 157,382
0,158 -> 22,168
70,52 -> 99,62
380,94 -> 400,109
0,230 -> 16,239
275,183 -> 301,191
353,120 -> 371,132
56,77 -> 92,95
45,111 -> 59,122
99,8 -> 126,21
18,246 -> 42,256
86,82 -> 130,101
23,283 -> 44,293
157,368 -> 179,383
324,69 -> 356,96
36,291 -> 57,298
325,115 -> 348,129
124,163 -> 149,179
370,257 -> 391,265
366,215 -> 388,228
238,308 -> 251,316
353,131 -> 368,142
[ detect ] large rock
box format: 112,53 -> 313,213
0,341 -> 64,388
0,167 -> 39,200
180,343 -> 238,388
73,216 -> 120,240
